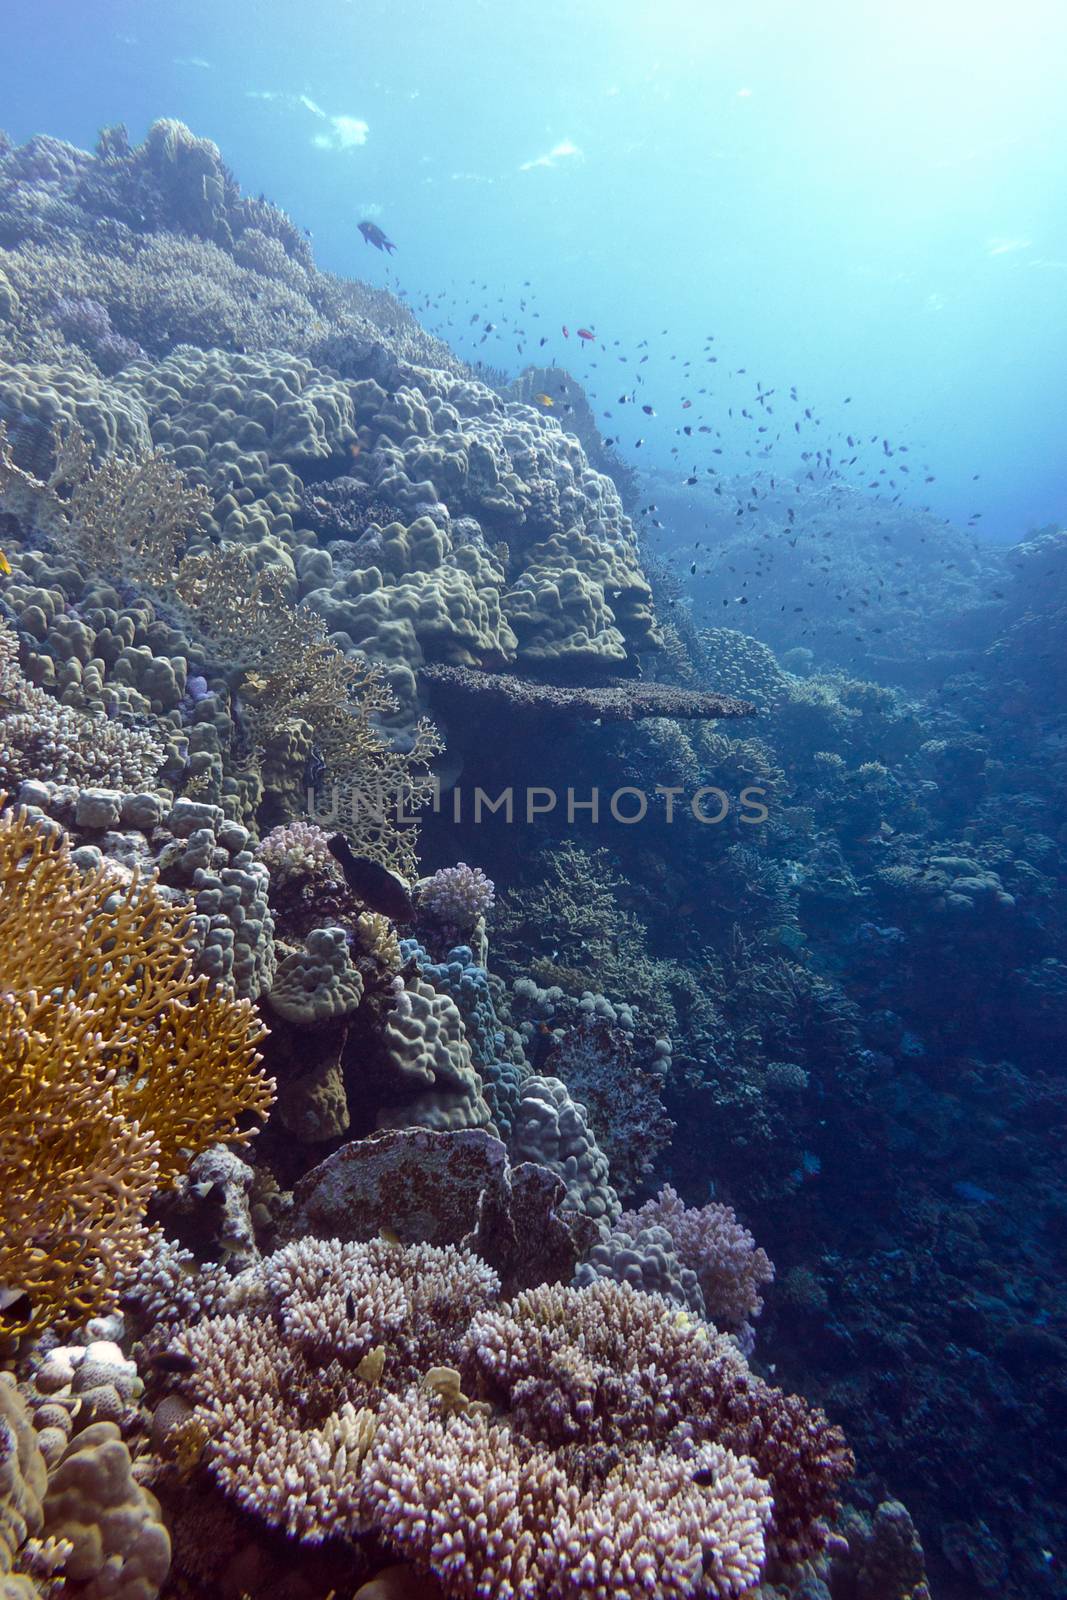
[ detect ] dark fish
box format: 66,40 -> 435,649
152,1350 -> 197,1375
327,835 -> 415,922
358,221 -> 397,254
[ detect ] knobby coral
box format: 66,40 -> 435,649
0,800 -> 273,1334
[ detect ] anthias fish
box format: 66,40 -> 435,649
327,834 -> 415,922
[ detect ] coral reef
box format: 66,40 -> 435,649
3,108 -> 1024,1600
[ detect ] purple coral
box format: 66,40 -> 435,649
256,820 -> 337,888
52,294 -> 144,373
418,862 -> 495,932
617,1184 -> 774,1341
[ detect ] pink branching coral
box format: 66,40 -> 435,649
617,1184 -> 774,1338
169,1241 -> 851,1589
417,863 -> 495,930
363,1389 -> 772,1600
462,1278 -> 851,1570
255,819 -> 338,888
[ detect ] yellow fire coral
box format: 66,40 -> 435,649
0,800 -> 273,1335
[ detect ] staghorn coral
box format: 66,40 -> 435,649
0,800 -> 272,1333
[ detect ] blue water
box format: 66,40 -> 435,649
5,0 -> 1066,541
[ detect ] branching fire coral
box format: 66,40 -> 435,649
0,420 -> 210,586
172,545 -> 442,875
0,800 -> 272,1334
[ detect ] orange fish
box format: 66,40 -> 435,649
577,327 -> 595,341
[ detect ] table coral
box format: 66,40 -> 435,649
420,662 -> 755,723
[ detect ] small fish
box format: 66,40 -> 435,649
345,1290 -> 356,1319
327,835 -> 415,922
577,327 -> 596,341
562,325 -> 570,337
642,404 -> 656,415
151,1349 -> 197,1375
692,1465 -> 718,1488
379,1225 -> 402,1245
357,220 -> 397,254
0,549 -> 10,576
533,393 -> 554,407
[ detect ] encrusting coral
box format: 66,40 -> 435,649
0,799 -> 272,1334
